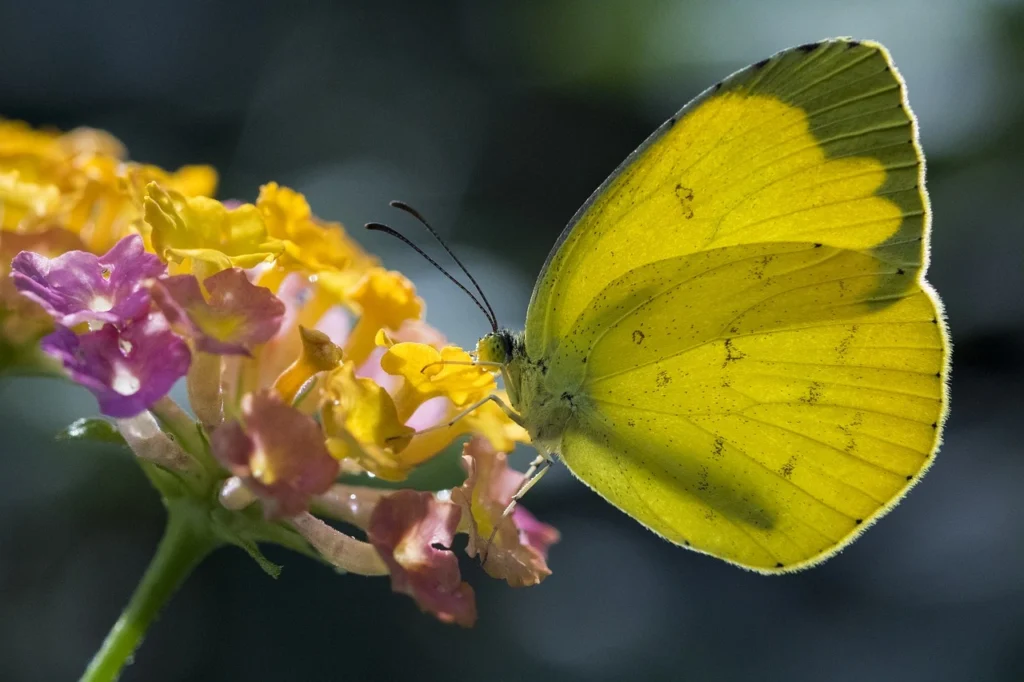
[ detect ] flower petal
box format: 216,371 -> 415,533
272,326 -> 343,403
381,343 -> 495,421
452,437 -> 559,587
145,183 -> 283,275
336,268 -> 423,366
40,317 -> 191,418
151,268 -> 284,355
321,362 -> 415,481
368,490 -> 476,626
10,234 -> 165,327
211,390 -> 339,518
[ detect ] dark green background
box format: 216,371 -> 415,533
1,2 -> 1022,681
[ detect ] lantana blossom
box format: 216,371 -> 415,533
150,267 -> 285,355
367,489 -> 477,627
452,437 -> 560,587
40,319 -> 190,418
0,118 -> 561,677
11,233 -> 165,327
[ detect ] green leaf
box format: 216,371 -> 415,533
57,418 -> 128,446
234,537 -> 283,579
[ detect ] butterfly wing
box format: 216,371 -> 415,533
527,39 -> 930,359
525,39 -> 949,571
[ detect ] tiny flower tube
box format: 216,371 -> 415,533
289,512 -> 388,576
10,234 -> 166,328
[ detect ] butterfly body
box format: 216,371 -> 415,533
477,38 -> 949,573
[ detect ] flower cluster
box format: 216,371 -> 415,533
0,119 -> 558,628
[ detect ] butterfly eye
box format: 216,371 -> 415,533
500,331 -> 514,359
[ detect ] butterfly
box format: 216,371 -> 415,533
471,38 -> 950,573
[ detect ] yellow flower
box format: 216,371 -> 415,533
334,268 -> 423,366
145,183 -> 283,276
0,171 -> 60,230
381,343 -> 495,421
377,341 -> 529,467
0,120 -> 219,255
321,361 -> 415,481
257,182 -> 375,276
272,326 -> 344,404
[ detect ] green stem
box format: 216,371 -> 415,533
80,503 -> 220,682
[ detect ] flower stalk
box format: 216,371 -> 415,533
80,499 -> 221,682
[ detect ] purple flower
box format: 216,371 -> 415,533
41,317 -> 191,417
11,234 -> 165,328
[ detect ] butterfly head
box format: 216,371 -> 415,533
475,329 -> 516,365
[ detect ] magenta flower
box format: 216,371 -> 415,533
11,234 -> 166,328
40,317 -> 191,417
150,268 -> 285,355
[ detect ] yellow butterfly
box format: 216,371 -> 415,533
472,38 -> 950,573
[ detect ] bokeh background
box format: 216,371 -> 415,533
1,1 -> 1022,680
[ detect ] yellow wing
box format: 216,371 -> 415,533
526,39 -> 949,572
527,39 -> 929,359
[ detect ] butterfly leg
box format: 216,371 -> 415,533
482,453 -> 553,563
398,394 -> 523,442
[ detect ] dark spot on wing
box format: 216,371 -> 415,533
723,339 -> 746,367
697,465 -> 710,492
896,268 -> 905,275
797,42 -> 818,53
632,329 -> 646,345
800,382 -> 823,404
813,243 -> 822,248
712,437 -> 725,460
751,254 -> 775,280
847,40 -> 861,48
905,474 -> 913,481
674,183 -> 695,219
779,456 -> 797,479
775,562 -> 784,568
836,324 -> 858,359
855,518 -> 863,525
656,370 -> 672,387
753,58 -> 770,70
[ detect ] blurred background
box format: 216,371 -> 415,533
1,1 -> 1022,680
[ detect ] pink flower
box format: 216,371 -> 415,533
452,437 -> 560,587
367,490 -> 476,627
150,268 -> 284,355
211,390 -> 339,518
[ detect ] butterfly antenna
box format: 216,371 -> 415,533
389,200 -> 499,331
365,221 -> 498,331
